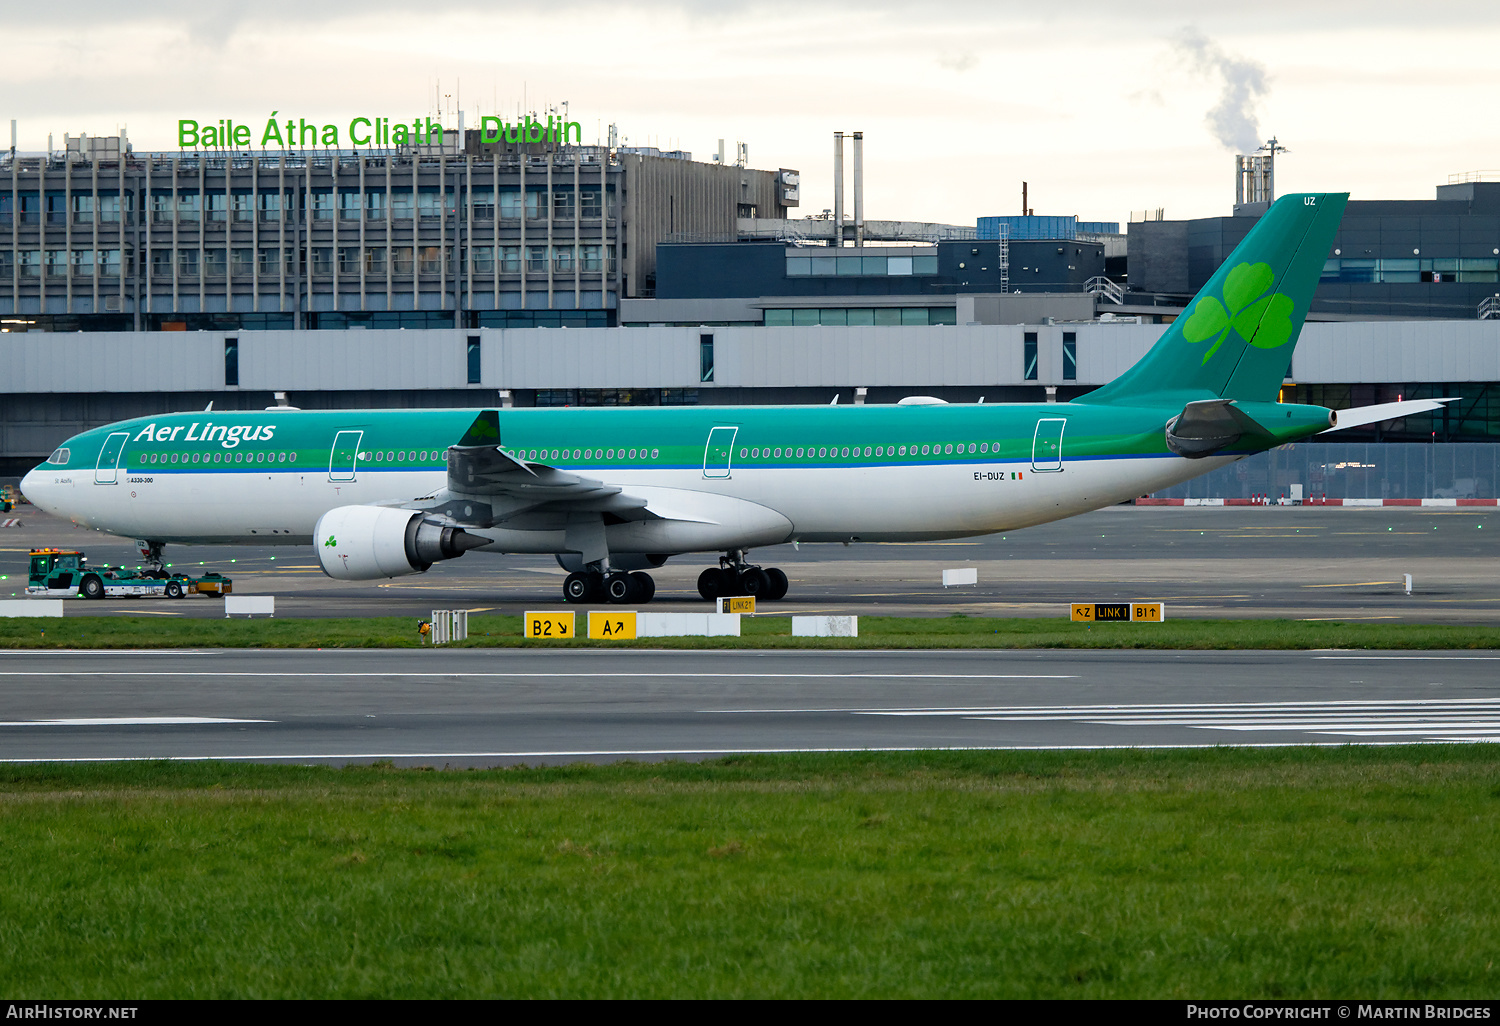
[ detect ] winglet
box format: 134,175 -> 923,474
458,409 -> 501,447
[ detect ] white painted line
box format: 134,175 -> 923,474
0,740 -> 1488,764
0,671 -> 1079,680
1315,656 -> 1500,661
0,717 -> 272,727
712,698 -> 1500,716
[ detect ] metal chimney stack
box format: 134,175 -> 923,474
833,131 -> 845,247
852,131 -> 864,248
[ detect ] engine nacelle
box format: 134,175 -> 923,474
315,505 -> 487,581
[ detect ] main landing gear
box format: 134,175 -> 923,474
562,569 -> 657,605
697,551 -> 789,602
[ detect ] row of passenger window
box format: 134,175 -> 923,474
510,447 -> 660,462
140,449 -> 445,466
740,443 -> 1001,459
140,450 -> 297,465
366,450 -> 440,462
501,443 -> 1005,464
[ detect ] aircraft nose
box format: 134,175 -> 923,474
19,467 -> 48,511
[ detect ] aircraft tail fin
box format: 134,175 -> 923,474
1083,192 -> 1347,406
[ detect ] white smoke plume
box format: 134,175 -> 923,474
1174,27 -> 1269,154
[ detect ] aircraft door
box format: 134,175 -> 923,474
1031,418 -> 1066,472
702,426 -> 738,479
94,432 -> 129,484
329,430 -> 363,482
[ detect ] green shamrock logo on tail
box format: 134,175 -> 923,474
324,535 -> 337,547
1181,261 -> 1296,365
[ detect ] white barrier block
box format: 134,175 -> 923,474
636,612 -> 741,637
706,613 -> 741,636
0,600 -> 64,618
224,595 -> 275,618
793,615 -> 858,638
942,567 -> 978,587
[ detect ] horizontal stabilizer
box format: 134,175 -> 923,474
1320,398 -> 1457,433
1165,399 -> 1274,459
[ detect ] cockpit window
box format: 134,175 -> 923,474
45,447 -> 70,465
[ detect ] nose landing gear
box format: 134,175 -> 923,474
697,552 -> 788,602
136,539 -> 170,580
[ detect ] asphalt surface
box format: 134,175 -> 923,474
3,503 -> 1497,622
4,504 -> 1497,764
1,648 -> 1497,765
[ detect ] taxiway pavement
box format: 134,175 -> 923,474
3,504 -> 1498,623
1,648 -> 1496,765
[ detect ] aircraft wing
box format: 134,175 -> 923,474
1320,398 -> 1458,433
397,442 -> 654,528
390,412 -> 753,544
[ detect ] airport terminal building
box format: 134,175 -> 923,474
3,130 -> 1499,496
0,133 -> 799,331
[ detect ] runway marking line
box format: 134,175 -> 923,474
711,697 -> 1500,716
0,739 -> 1489,764
0,717 -> 271,727
0,671 -> 1080,680
1316,655 -> 1500,660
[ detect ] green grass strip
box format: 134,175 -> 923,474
1,747 -> 1497,997
3,613 -> 1500,649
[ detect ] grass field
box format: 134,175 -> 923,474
0,747 -> 1497,998
3,612 -> 1500,650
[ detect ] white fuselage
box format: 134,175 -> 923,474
23,451 -> 1234,553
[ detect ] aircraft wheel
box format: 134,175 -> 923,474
764,568 -> 789,601
739,568 -> 771,597
80,575 -> 105,600
697,568 -> 721,601
562,572 -> 593,604
164,580 -> 185,599
630,572 -> 656,603
605,573 -> 634,604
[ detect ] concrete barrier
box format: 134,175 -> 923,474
430,609 -> 468,643
224,595 -> 275,618
637,612 -> 742,637
793,615 -> 858,637
942,567 -> 978,587
0,600 -> 64,617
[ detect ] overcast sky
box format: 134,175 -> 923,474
4,0 -> 1498,225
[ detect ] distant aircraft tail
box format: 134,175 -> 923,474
1082,192 -> 1348,406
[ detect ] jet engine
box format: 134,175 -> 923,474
315,505 -> 488,581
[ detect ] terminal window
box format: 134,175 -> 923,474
763,307 -> 955,327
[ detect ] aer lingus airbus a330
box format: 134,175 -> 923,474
21,192 -> 1449,604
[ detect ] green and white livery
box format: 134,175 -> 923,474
20,193 -> 1448,604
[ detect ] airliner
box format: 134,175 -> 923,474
20,192 -> 1444,604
